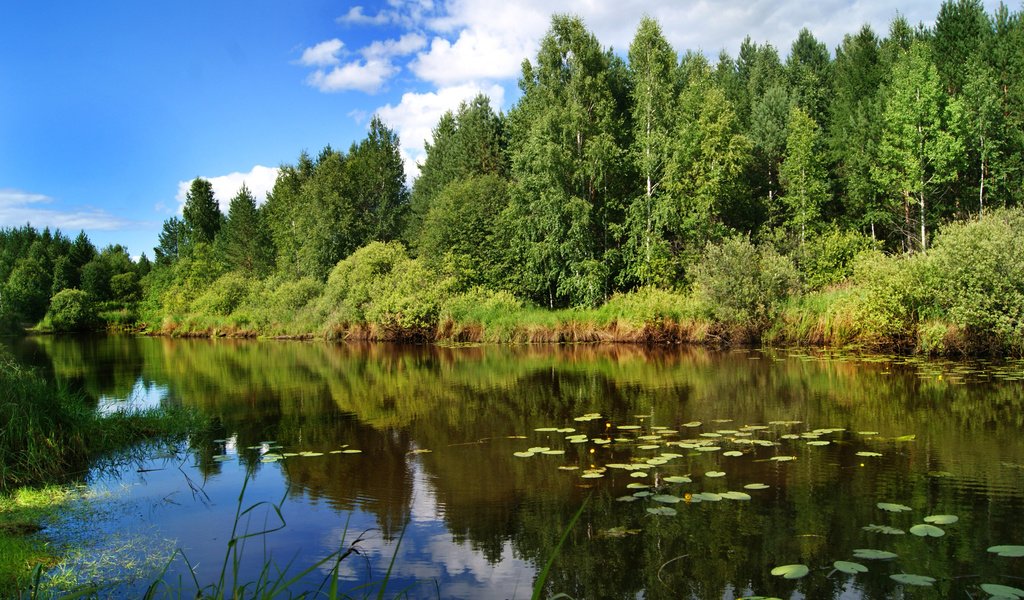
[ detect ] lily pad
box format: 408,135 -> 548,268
807,440 -> 831,446
682,421 -> 702,427
770,564 -> 809,579
723,451 -> 744,457
856,451 -> 883,457
626,482 -> 651,489
744,483 -> 770,490
513,451 -> 535,458
694,492 -> 722,502
647,506 -> 677,516
890,573 -> 935,587
770,456 -> 798,462
615,495 -> 639,502
663,476 -> 692,484
909,524 -> 945,537
833,561 -> 868,574
527,446 -> 551,453
877,502 -> 913,513
987,545 -> 1024,557
696,446 -> 722,452
651,494 -> 682,504
853,548 -> 898,560
923,514 -> 958,525
630,471 -> 649,478
862,524 -> 905,535
980,583 -> 1024,598
720,491 -> 751,501
534,427 -> 558,432
341,449 -> 362,454
581,472 -> 604,479
705,471 -> 726,478
593,439 -> 612,445
542,450 -> 565,455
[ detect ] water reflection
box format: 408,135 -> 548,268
5,335 -> 1024,599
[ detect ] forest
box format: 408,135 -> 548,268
2,0 -> 1024,354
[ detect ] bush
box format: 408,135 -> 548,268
192,272 -> 256,317
846,249 -> 928,347
796,226 -> 879,290
42,289 -> 98,332
692,236 -> 800,330
109,271 -> 142,303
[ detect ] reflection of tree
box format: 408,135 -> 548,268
14,337 -> 1024,598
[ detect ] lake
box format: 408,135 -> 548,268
4,335 -> 1024,599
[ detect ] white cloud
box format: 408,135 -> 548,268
175,165 -> 280,215
374,83 -> 505,181
299,38 -> 344,67
0,188 -> 136,231
337,5 -> 394,26
410,28 -> 533,86
362,33 -> 427,60
307,58 -> 397,94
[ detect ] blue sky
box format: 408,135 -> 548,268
0,0 -> 1003,258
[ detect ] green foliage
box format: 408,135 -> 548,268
42,289 -> 98,332
780,105 -> 829,242
193,272 -> 257,317
317,242 -> 453,336
109,271 -> 141,303
692,235 -> 800,330
847,249 -> 929,346
796,226 -> 879,289
182,178 -> 223,247
220,184 -> 274,275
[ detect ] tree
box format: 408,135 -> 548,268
786,28 -> 832,129
780,106 -> 829,243
932,0 -> 992,94
960,56 -> 1007,212
181,178 -> 222,247
505,14 -> 627,307
262,151 -> 315,276
220,184 -> 274,275
749,85 -> 790,226
154,217 -> 185,266
623,16 -> 678,286
347,116 -> 408,244
873,40 -> 963,252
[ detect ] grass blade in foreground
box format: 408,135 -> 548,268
531,495 -> 590,600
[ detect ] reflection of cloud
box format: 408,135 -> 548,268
0,188 -> 138,231
175,165 -> 279,214
316,461 -> 534,599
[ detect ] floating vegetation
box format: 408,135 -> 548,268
890,573 -> 935,587
833,561 -> 868,574
980,583 -> 1024,598
663,476 -> 692,484
863,524 -> 905,535
877,502 -> 912,513
769,456 -> 797,462
720,491 -> 751,501
651,494 -> 681,504
723,451 -> 744,457
806,440 -> 830,446
744,483 -> 770,490
856,451 -> 883,457
853,549 -> 898,560
513,451 -> 534,458
770,564 -> 809,579
988,545 -> 1024,558
574,413 -> 603,422
705,471 -> 726,478
909,524 -> 945,537
647,507 -> 677,516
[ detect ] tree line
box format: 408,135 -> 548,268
2,1 -> 1022,334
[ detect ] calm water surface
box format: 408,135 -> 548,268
5,335 -> 1024,599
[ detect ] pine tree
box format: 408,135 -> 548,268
221,184 -> 274,275
181,178 -> 222,247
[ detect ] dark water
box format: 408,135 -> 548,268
5,335 -> 1024,599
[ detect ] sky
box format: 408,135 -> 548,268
0,0 -> 1006,258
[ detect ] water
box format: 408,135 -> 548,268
5,335 -> 1024,599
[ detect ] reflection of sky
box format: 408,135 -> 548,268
53,446 -> 535,598
97,377 -> 168,415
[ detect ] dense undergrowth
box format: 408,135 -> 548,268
135,208 -> 1024,357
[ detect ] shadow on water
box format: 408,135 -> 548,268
5,335 -> 1024,599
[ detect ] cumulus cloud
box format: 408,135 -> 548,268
337,5 -> 394,26
0,188 -> 136,231
307,58 -> 397,93
175,165 -> 280,215
375,83 -> 505,181
362,32 -> 427,60
299,38 -> 344,67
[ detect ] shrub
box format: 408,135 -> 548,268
109,271 -> 142,303
846,249 -> 928,347
192,272 -> 256,317
692,235 -> 800,330
796,226 -> 879,290
42,289 -> 98,332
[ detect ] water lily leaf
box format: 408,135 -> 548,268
700,432 -> 723,438
593,439 -> 611,445
632,491 -> 652,498
580,472 -> 604,479
626,482 -> 650,489
513,451 -> 535,458
923,514 -> 958,525
877,502 -> 912,513
890,573 -> 935,587
770,456 -> 798,462
659,452 -> 683,459
980,583 -> 1024,598
542,450 -> 565,455
770,564 -> 809,579
557,428 -> 576,433
534,427 -> 558,432
638,435 -> 662,441
652,494 -> 682,504
597,526 -> 641,538
721,491 -> 751,501
863,524 -> 905,535
987,545 -> 1024,557
723,451 -> 744,457
856,451 -> 883,457
300,451 -> 324,457
645,458 -> 668,465
682,421 -> 702,427
696,446 -> 721,452
909,524 -> 944,537
705,471 -> 726,478
833,561 -> 868,574
807,440 -> 831,446
617,425 -> 642,430
744,483 -> 770,490
853,548 -> 898,560
341,449 -> 362,454
213,455 -> 233,462
647,506 -> 677,516
695,492 -> 722,502
894,434 -> 917,442
663,476 -> 692,484
858,431 -> 879,436
630,471 -> 649,478
781,434 -> 800,440
638,445 -> 660,450
557,466 -> 578,471
615,495 -> 639,502
527,447 -> 550,453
